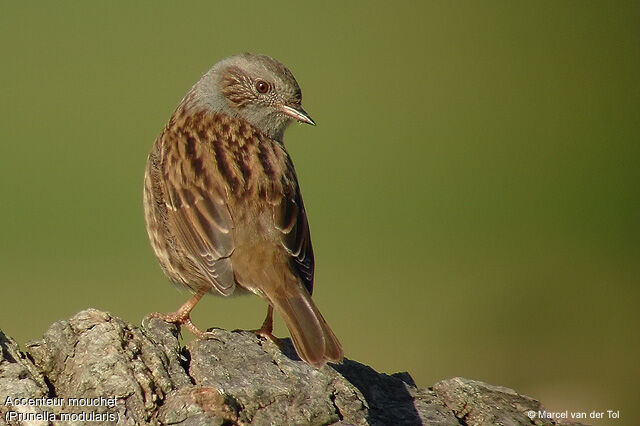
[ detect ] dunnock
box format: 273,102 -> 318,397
143,53 -> 343,368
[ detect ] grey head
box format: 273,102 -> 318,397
186,53 -> 315,141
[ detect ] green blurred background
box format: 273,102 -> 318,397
1,2 -> 638,424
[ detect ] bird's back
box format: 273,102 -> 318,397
144,107 -> 308,296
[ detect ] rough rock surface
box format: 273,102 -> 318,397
0,309 -> 577,425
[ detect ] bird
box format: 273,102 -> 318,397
143,53 -> 343,368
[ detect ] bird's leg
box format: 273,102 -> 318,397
249,305 -> 281,345
146,287 -> 208,338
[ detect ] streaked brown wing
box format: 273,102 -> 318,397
275,188 -> 314,295
162,136 -> 236,296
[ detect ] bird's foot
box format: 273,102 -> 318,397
145,311 -> 207,339
248,326 -> 282,346
145,288 -> 209,338
241,304 -> 281,345
232,326 -> 282,346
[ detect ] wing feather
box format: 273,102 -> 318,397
275,189 -> 314,295
162,132 -> 237,296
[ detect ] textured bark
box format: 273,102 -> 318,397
0,309 -> 577,425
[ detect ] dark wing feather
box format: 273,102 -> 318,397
163,138 -> 236,296
275,189 -> 314,295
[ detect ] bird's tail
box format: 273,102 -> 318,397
268,279 -> 343,368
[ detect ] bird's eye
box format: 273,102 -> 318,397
255,80 -> 270,94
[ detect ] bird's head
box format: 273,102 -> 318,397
189,53 -> 315,141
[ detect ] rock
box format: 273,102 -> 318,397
0,309 -> 579,425
434,377 -> 550,426
0,330 -> 50,425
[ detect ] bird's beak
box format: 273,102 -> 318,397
279,105 -> 315,125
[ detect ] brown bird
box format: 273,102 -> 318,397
143,53 -> 343,368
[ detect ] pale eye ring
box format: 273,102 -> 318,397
255,80 -> 270,94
